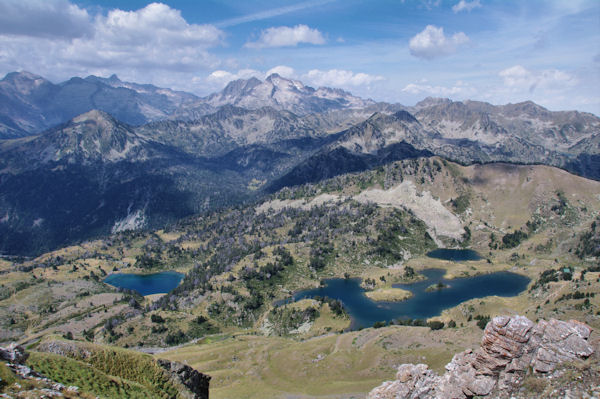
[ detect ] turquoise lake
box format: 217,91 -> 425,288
104,271 -> 184,295
280,268 -> 530,330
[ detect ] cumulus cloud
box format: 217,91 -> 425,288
245,24 -> 325,48
0,0 -> 91,39
266,65 -> 296,78
204,67 -> 382,92
206,69 -> 262,86
94,3 -> 223,48
0,1 -> 225,82
409,25 -> 469,60
304,69 -> 384,87
452,0 -> 482,13
499,65 -> 577,92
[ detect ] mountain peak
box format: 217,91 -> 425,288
2,71 -> 45,82
206,74 -> 373,115
392,110 -> 418,123
265,73 -> 281,81
414,97 -> 452,109
266,73 -> 308,92
71,109 -> 118,125
40,109 -> 145,164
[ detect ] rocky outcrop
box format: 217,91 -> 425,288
0,342 -> 29,364
0,343 -> 83,398
157,359 -> 211,399
368,316 -> 596,399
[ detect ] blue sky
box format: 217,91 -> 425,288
1,0 -> 599,114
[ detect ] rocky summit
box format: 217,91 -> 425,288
368,315 -> 598,399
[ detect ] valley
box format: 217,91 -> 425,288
1,1 -> 599,397
1,72 -> 599,257
1,156 -> 599,398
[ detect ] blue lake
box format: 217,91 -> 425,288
104,271 -> 184,296
426,248 -> 483,261
280,268 -> 530,330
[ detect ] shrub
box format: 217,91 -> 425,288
427,320 -> 445,330
475,315 -> 490,330
373,321 -> 387,329
502,230 -> 528,249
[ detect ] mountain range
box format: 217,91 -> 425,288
0,71 -> 598,255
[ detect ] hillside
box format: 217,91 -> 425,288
1,158 -> 599,398
1,339 -> 209,398
0,72 -> 199,138
0,110 -> 254,255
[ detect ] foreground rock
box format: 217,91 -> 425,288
368,316 -> 598,399
157,358 -> 211,399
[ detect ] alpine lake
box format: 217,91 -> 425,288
280,249 -> 530,330
103,250 -> 531,329
104,271 -> 184,296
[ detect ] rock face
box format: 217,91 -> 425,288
368,316 -> 596,399
157,359 -> 211,399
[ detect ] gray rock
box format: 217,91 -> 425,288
157,358 -> 211,399
367,316 -> 595,399
0,343 -> 28,364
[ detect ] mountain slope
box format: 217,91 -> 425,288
0,71 -> 201,137
186,73 -> 375,117
274,103 -> 600,189
0,110 -> 251,255
415,98 -> 600,152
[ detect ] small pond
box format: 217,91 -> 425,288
279,268 -> 529,330
426,248 -> 483,261
104,271 -> 184,296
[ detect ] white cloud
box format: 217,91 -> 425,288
409,25 -> 469,60
304,69 -> 384,87
206,69 -> 262,86
203,67 -> 382,93
245,25 -> 325,48
402,80 -> 476,97
266,65 -> 296,79
499,65 -> 577,92
0,2 -> 225,81
452,0 -> 482,13
94,3 -> 223,48
0,0 -> 91,39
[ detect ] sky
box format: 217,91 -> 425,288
0,0 -> 599,114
